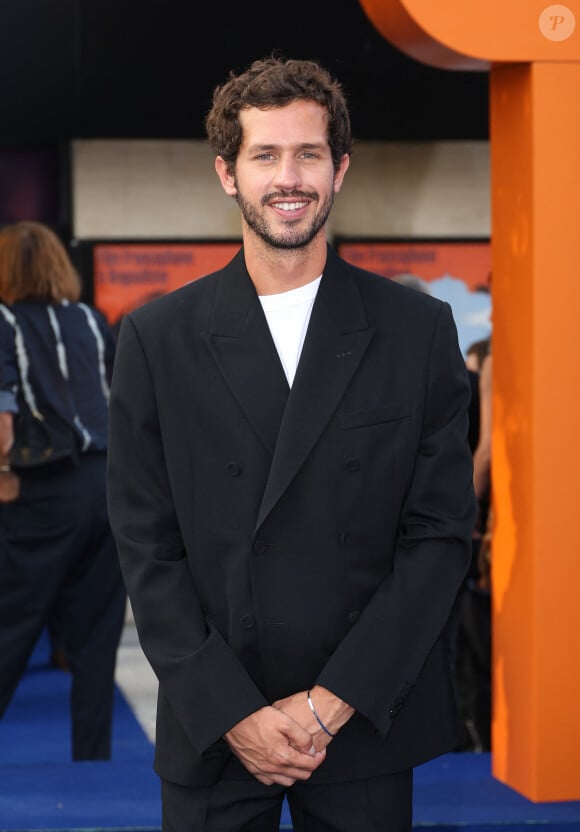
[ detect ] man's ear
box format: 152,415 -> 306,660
333,153 -> 350,194
215,157 -> 237,196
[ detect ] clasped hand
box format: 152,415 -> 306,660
224,686 -> 354,787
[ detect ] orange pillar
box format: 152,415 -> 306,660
359,0 -> 580,802
490,61 -> 580,802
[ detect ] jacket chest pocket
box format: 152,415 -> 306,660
337,403 -> 415,483
339,402 -> 411,431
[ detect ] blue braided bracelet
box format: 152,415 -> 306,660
307,689 -> 336,737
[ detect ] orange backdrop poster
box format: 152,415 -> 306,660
337,240 -> 490,291
93,242 -> 241,331
337,239 -> 492,357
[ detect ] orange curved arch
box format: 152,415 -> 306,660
359,0 -> 580,66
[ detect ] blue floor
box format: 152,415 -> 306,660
0,666 -> 160,830
1,638 -> 580,830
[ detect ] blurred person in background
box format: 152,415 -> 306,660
0,221 -> 126,760
449,342 -> 492,751
465,337 -> 490,374
462,349 -> 492,751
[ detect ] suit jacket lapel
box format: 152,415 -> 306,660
256,246 -> 374,530
202,250 -> 289,455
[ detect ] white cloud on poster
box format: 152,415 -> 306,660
428,275 -> 491,357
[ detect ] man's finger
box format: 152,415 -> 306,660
257,773 -> 297,787
286,736 -> 317,755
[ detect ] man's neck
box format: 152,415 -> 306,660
243,232 -> 328,296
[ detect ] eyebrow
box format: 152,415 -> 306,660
246,141 -> 326,154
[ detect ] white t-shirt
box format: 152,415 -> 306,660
259,276 -> 322,386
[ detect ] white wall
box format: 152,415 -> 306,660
72,139 -> 490,241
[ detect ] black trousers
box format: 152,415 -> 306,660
0,453 -> 126,760
161,769 -> 413,832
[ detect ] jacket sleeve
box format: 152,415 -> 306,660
106,314 -> 268,753
316,302 -> 476,738
0,307 -> 18,412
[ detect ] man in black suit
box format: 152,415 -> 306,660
107,56 -> 476,832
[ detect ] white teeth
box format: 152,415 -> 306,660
276,201 -> 305,211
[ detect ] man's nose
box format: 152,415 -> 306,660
272,156 -> 302,190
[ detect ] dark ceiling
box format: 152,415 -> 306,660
0,0 -> 489,143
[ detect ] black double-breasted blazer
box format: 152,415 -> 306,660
107,244 -> 476,786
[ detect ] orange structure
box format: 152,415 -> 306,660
359,0 -> 580,803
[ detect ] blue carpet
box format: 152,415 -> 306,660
411,753 -> 580,829
0,633 -> 160,831
1,634 -> 580,830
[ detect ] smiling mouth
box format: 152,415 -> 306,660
270,200 -> 309,212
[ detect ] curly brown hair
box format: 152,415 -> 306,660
205,56 -> 354,175
0,221 -> 81,304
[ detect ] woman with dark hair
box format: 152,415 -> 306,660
0,221 -> 126,760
